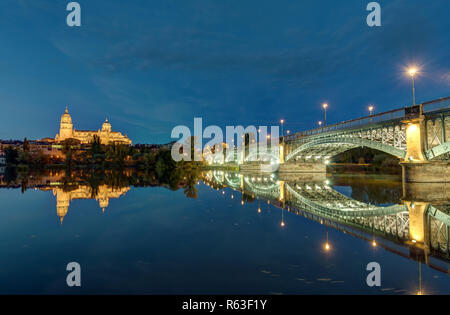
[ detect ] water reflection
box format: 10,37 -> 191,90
203,170 -> 450,274
0,167 -> 201,221
1,167 -> 450,293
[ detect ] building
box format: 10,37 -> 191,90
0,154 -> 5,165
54,107 -> 132,145
0,140 -> 23,151
29,140 -> 65,160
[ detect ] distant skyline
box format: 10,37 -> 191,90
0,0 -> 449,143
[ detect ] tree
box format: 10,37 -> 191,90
86,135 -> 104,164
61,138 -> 80,169
5,146 -> 19,165
105,143 -> 128,166
23,138 -> 30,152
90,135 -> 102,153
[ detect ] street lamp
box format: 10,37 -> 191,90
368,105 -> 374,123
322,103 -> 328,127
409,68 -> 417,106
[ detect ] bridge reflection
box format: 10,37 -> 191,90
203,170 -> 450,273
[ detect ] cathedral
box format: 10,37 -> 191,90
54,107 -> 132,145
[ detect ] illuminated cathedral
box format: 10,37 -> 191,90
54,107 -> 132,145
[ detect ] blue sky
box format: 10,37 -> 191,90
0,0 -> 449,143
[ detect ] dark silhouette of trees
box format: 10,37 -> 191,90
5,147 -> 19,165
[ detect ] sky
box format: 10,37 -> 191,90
0,0 -> 449,144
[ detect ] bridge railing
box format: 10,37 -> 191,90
284,96 -> 450,141
422,96 -> 450,114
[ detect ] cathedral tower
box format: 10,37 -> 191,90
58,107 -> 73,140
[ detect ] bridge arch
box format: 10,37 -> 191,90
243,176 -> 280,199
285,183 -> 407,217
224,173 -> 241,189
285,137 -> 406,162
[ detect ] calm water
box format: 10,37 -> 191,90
0,170 -> 449,294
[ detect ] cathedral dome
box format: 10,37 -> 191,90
102,118 -> 112,132
61,107 -> 72,125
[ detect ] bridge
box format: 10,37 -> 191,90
203,170 -> 450,273
206,97 -> 450,182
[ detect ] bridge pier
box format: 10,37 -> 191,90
278,172 -> 327,182
239,162 -> 275,174
404,117 -> 427,161
403,176 -> 450,200
401,161 -> 450,183
403,201 -> 431,264
240,161 -> 327,174
278,162 -> 326,173
405,201 -> 430,245
400,114 -> 450,183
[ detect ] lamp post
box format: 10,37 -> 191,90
322,103 -> 328,127
368,105 -> 374,123
280,119 -> 285,143
409,68 -> 417,106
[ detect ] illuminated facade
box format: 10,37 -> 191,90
55,107 -> 132,145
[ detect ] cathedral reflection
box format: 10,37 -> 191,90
41,185 -> 130,223
0,167 -> 200,223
